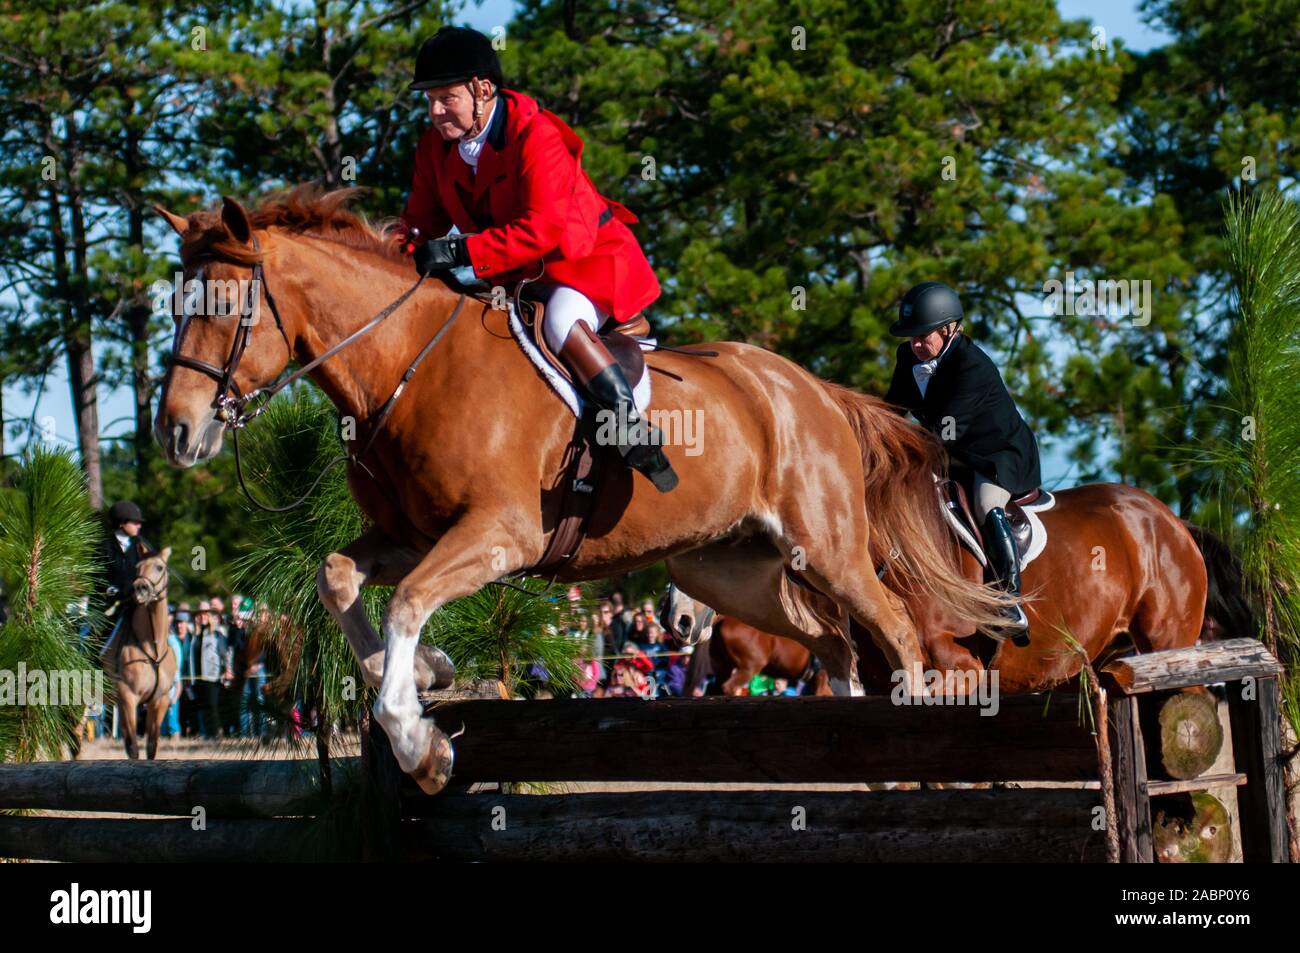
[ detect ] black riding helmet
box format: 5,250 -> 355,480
889,281 -> 964,337
409,26 -> 504,91
108,500 -> 145,525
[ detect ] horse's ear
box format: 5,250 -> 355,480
153,204 -> 189,236
158,546 -> 172,562
221,196 -> 253,245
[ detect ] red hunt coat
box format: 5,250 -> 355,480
400,89 -> 660,321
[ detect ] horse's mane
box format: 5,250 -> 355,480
181,185 -> 403,266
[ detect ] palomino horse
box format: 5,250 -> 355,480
662,482 -> 1211,696
151,188 -> 1010,793
103,548 -> 179,759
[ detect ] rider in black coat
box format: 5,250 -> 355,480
93,500 -> 156,668
883,282 -> 1041,642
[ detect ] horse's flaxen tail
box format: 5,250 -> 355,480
819,380 -> 1014,631
1185,523 -> 1256,642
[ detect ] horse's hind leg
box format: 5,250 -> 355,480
316,526 -> 455,691
778,523 -> 926,696
666,543 -> 860,693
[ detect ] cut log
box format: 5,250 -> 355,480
408,789 -> 1109,863
1156,691 -> 1223,780
0,758 -> 339,816
1152,792 -> 1232,863
1103,639 -> 1280,694
0,817 -> 329,862
416,695 -> 1100,784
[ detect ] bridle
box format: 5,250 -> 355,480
165,232 -> 466,512
132,557 -> 170,606
118,556 -> 172,704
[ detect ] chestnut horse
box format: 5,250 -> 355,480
151,187 -> 1011,793
662,482 -> 1210,696
709,617 -> 832,696
104,548 -> 179,759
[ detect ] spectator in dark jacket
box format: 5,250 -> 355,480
186,601 -> 231,738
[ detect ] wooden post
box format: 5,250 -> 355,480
1109,694 -> 1153,862
1228,675 -> 1290,862
360,706 -> 403,862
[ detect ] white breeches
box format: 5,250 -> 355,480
973,473 -> 1012,523
539,284 -> 607,353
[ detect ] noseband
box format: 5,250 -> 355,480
132,559 -> 170,606
168,235 -> 291,430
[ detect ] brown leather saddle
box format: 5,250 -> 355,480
513,296 -> 655,576
523,294 -> 653,390
940,478 -> 1053,567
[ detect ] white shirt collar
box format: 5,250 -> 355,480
457,99 -> 498,171
911,332 -> 960,398
114,531 -> 131,552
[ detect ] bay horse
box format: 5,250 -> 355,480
662,482 -> 1211,696
103,548 -> 179,759
704,617 -> 832,696
655,596 -> 831,696
151,187 -> 1009,793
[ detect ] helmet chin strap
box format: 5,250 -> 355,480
464,77 -> 495,138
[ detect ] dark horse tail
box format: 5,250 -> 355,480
1185,523 -> 1256,642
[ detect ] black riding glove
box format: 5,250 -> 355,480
413,236 -> 471,275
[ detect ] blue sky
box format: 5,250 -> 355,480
4,0 -> 1172,486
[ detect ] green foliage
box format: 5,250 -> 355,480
426,580 -> 587,697
229,383 -> 584,749
0,446 -> 101,762
227,384 -> 375,745
1195,188 -> 1300,730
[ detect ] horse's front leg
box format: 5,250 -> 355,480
373,516 -> 534,794
316,526 -> 455,691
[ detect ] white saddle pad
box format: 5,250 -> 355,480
940,487 -> 1055,572
506,302 -> 653,418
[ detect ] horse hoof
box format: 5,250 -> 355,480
415,645 -> 456,691
410,725 -> 455,795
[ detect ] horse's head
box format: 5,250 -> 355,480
132,547 -> 172,606
658,583 -> 716,646
152,197 -> 293,468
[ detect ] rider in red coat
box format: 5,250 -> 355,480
397,26 -> 676,491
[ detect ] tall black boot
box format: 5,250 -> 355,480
559,322 -> 678,493
982,507 -> 1030,646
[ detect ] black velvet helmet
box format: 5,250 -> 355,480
409,26 -> 504,91
109,500 -> 144,524
889,281 -> 965,337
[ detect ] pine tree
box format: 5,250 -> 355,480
0,446 -> 101,762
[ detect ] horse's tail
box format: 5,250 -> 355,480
819,380 -> 1014,631
1184,523 -> 1256,642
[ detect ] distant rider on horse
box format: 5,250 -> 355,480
884,282 -> 1042,641
394,26 -> 677,492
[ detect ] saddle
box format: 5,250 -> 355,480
522,294 -> 653,391
513,295 -> 655,576
939,478 -> 1055,570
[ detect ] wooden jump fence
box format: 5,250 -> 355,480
0,639 -> 1288,863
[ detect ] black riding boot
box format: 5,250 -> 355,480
559,322 -> 678,493
982,507 -> 1030,646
